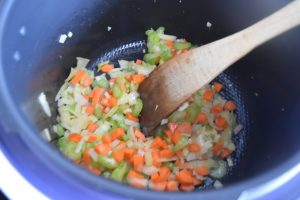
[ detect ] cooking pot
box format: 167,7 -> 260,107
1,0 -> 300,199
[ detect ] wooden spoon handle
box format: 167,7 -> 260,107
139,0 -> 300,134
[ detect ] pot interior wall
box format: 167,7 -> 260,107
2,0 -> 300,191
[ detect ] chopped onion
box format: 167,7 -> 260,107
158,33 -> 176,41
178,102 -> 189,112
125,119 -> 139,127
233,124 -> 243,134
227,157 -> 233,167
213,180 -> 223,189
111,139 -> 120,148
142,166 -> 159,175
89,149 -> 98,161
160,118 -> 168,125
75,139 -> 85,154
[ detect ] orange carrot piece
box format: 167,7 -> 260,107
83,147 -> 91,165
214,82 -> 223,93
100,98 -> 109,107
151,136 -> 168,149
100,64 -> 114,73
126,112 -> 139,122
224,100 -> 237,111
132,155 -> 144,172
131,74 -> 145,84
135,59 -> 143,65
123,148 -> 135,159
215,116 -> 229,129
211,104 -> 224,114
128,170 -> 146,188
164,130 -> 172,140
188,142 -> 201,152
151,150 -> 161,167
221,148 -> 232,159
125,75 -> 132,81
154,182 -> 167,191
68,133 -> 82,142
171,131 -> 181,144
92,88 -> 104,106
213,141 -> 224,156
175,122 -> 192,134
195,112 -> 208,124
81,75 -> 93,87
87,122 -> 98,132
70,69 -> 85,85
94,144 -> 111,155
134,129 -> 146,141
195,166 -> 209,176
102,135 -> 111,144
85,106 -> 95,115
166,181 -> 179,191
175,151 -> 183,158
120,83 -> 126,92
110,128 -> 125,141
192,177 -> 203,186
108,96 -> 118,108
87,134 -> 98,143
112,149 -> 125,163
87,166 -> 101,175
180,184 -> 195,191
160,149 -> 174,159
176,169 -> 194,184
203,89 -> 214,102
165,40 -> 174,49
159,167 -> 170,182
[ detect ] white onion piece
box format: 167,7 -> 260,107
160,118 -> 168,125
125,119 -> 139,127
111,139 -> 120,148
89,149 -> 98,161
178,102 -> 189,112
142,166 -> 159,175
233,124 -> 243,134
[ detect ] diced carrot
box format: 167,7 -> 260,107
87,122 -> 98,132
166,181 -> 179,191
159,167 -> 170,182
81,75 -> 93,87
180,184 -> 195,191
110,128 -> 125,141
108,96 -> 118,108
102,135 -> 111,144
214,82 -> 223,93
73,159 -> 80,164
151,150 -> 161,167
176,169 -> 194,184
70,69 -> 85,85
175,122 -> 192,134
135,59 -> 143,65
188,142 -> 201,152
92,88 -> 104,106
215,116 -> 229,129
94,144 -> 111,155
211,104 -> 224,114
132,155 -> 144,172
85,106 -> 95,115
100,64 -> 114,72
131,74 -> 145,84
195,112 -> 208,124
213,141 -> 224,156
87,134 -> 98,143
224,100 -> 237,111
175,150 -> 183,158
112,149 -> 125,163
125,75 -> 132,81
120,83 -> 126,92
165,40 -> 174,49
151,172 -> 160,183
154,181 -> 167,191
221,148 -> 232,159
195,166 -> 209,176
203,89 -> 213,102
68,133 -> 82,142
124,148 -> 135,159
128,170 -> 146,188
88,166 -> 101,175
168,122 -> 178,133
164,130 -> 172,140
174,159 -> 181,167
160,149 -> 174,159
126,112 -> 139,122
151,136 -> 168,149
83,147 -> 91,165
171,131 -> 181,144
192,177 -> 203,186
100,98 -> 109,107
134,129 -> 146,141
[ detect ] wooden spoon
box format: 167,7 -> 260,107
139,0 -> 300,135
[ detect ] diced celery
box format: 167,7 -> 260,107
162,162 -> 174,171
156,27 -> 165,34
112,83 -> 123,99
57,137 -> 66,148
66,103 -> 76,112
111,162 -> 128,182
130,82 -> 138,91
56,124 -> 65,137
172,136 -> 189,152
98,155 -> 117,169
132,98 -> 143,117
160,50 -> 172,62
61,141 -> 82,160
95,105 -> 102,119
125,82 -> 130,90
92,78 -> 109,89
174,42 -> 192,50
143,53 -> 159,65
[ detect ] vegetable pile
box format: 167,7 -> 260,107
54,27 -> 239,192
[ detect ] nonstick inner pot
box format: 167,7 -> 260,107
1,0 -> 300,199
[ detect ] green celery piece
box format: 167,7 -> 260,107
160,51 -> 172,61
130,82 -> 138,92
103,105 -> 119,119
98,155 -> 117,169
95,105 -> 102,119
125,82 -> 130,90
57,137 -> 66,148
172,136 -> 189,152
132,98 -> 143,117
156,27 -> 165,34
92,78 -> 109,89
168,110 -> 185,123
146,29 -> 160,45
66,104 -> 76,112
112,83 -> 123,99
61,141 -> 82,160
56,124 -> 65,137
143,53 -> 159,65
174,42 -> 192,50
162,162 -> 174,171
111,162 -> 129,182
186,104 -> 202,123
116,77 -> 126,85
